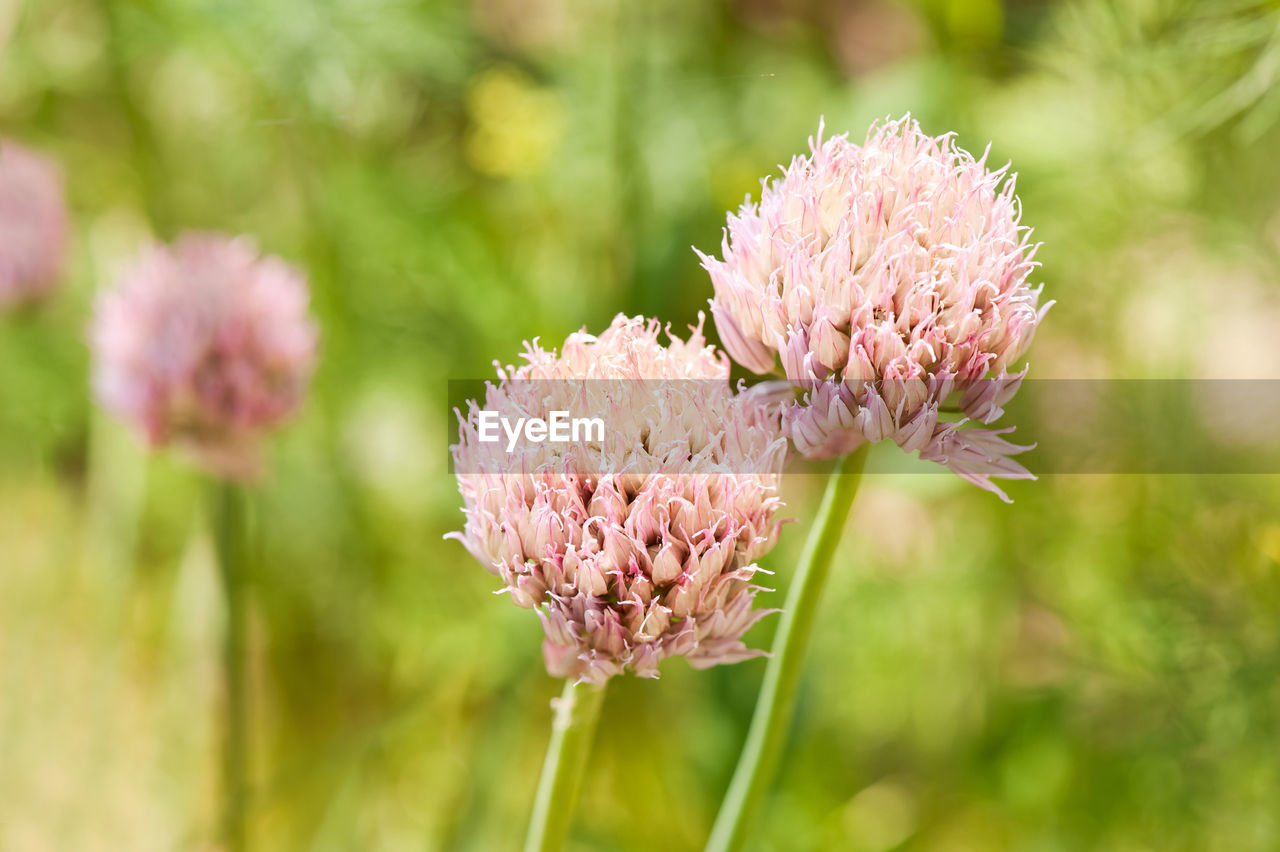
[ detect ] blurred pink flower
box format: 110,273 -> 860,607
0,139 -> 69,310
698,116 -> 1051,500
449,314 -> 788,684
90,233 -> 318,480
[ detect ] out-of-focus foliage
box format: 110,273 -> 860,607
2,0 -> 1279,850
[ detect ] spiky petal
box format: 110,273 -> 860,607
449,314 -> 788,684
698,116 -> 1052,500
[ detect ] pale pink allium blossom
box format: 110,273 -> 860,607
0,139 -> 69,309
698,116 -> 1051,500
450,314 -> 787,684
91,233 -> 318,480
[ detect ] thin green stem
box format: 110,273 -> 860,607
209,481 -> 249,852
706,445 -> 871,852
524,679 -> 608,852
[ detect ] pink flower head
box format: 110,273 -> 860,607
698,116 -> 1052,500
90,233 -> 318,480
0,139 -> 70,310
450,314 -> 788,684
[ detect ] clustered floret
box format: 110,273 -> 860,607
0,139 -> 69,309
450,315 -> 787,683
698,117 -> 1051,499
91,233 -> 318,479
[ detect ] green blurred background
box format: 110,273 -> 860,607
3,0 -> 1280,849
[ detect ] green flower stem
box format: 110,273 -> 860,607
524,678 -> 609,852
706,445 -> 871,852
98,0 -> 173,238
209,481 -> 249,852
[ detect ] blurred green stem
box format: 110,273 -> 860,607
706,445 -> 870,852
209,481 -> 249,852
524,679 -> 608,852
98,0 -> 173,237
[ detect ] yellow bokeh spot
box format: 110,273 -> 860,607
1260,524 -> 1280,564
947,0 -> 1002,46
842,779 -> 917,851
464,66 -> 564,180
708,151 -> 764,215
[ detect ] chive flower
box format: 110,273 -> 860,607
450,314 -> 787,683
0,139 -> 69,310
698,117 -> 1051,499
90,233 -> 318,479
